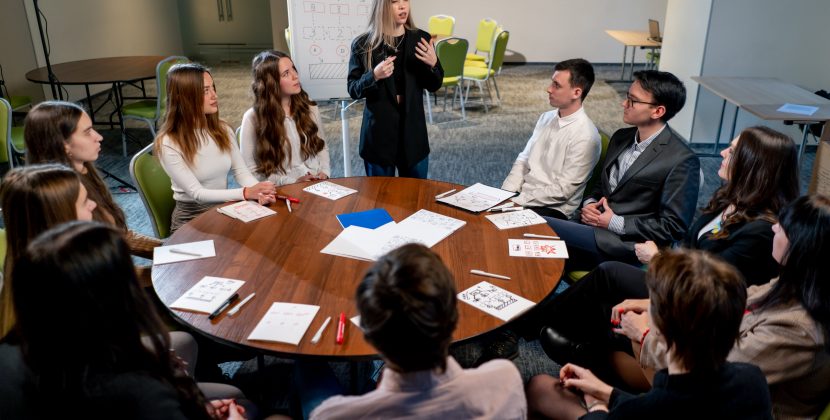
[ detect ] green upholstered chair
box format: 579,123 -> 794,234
120,56 -> 188,157
565,131 -> 611,283
426,37 -> 468,123
0,98 -> 24,167
285,27 -> 292,52
465,18 -> 498,64
463,30 -> 508,112
818,401 -> 830,420
427,15 -> 455,38
0,228 -> 6,272
129,143 -> 175,239
0,64 -> 32,112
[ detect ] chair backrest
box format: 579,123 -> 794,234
474,18 -> 499,54
235,126 -> 242,148
156,56 -> 189,120
436,37 -> 468,79
487,30 -> 510,75
285,27 -> 292,52
0,98 -> 10,164
428,15 -> 455,38
129,143 -> 175,238
582,131 -> 611,201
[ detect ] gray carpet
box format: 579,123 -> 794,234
39,62 -> 817,414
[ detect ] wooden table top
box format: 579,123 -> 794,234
152,177 -> 564,359
26,56 -> 166,85
605,30 -> 661,48
691,76 -> 830,121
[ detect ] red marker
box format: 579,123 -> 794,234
276,195 -> 300,203
336,312 -> 346,344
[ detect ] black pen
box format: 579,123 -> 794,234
208,293 -> 239,320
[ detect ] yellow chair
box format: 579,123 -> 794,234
427,15 -> 455,38
463,30 -> 508,112
818,401 -> 830,420
129,144 -> 175,239
466,18 -> 499,63
426,37 -> 468,123
285,27 -> 292,52
120,56 -> 188,157
0,98 -> 24,167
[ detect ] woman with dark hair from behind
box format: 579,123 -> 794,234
637,195 -> 830,418
0,222 -> 247,419
527,249 -> 772,419
241,50 -> 330,185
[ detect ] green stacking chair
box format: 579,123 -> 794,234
463,30 -> 509,112
465,18 -> 498,64
427,15 -> 455,38
818,401 -> 830,420
285,27 -> 292,52
129,143 -> 175,239
0,65 -> 32,112
0,228 -> 6,272
426,37 -> 468,123
0,98 -> 24,167
120,56 -> 188,157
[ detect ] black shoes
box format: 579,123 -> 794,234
539,326 -> 584,366
473,329 -> 520,367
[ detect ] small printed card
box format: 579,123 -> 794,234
153,240 -> 216,265
303,181 -> 358,200
217,201 -> 276,222
170,276 -> 245,314
485,209 -> 547,230
247,302 -> 320,345
457,281 -> 536,321
508,239 -> 569,259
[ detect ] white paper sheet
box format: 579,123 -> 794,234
320,225 -> 385,261
437,183 -> 515,212
153,240 -> 217,265
458,281 -> 536,322
247,302 -> 320,345
303,181 -> 358,200
508,239 -> 569,259
169,276 -> 245,314
485,209 -> 547,230
217,201 -> 277,222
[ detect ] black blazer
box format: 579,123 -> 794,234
684,212 -> 778,286
588,126 -> 700,262
347,29 -> 444,167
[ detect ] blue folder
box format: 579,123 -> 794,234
336,208 -> 394,229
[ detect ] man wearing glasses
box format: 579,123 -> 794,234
545,70 -> 700,267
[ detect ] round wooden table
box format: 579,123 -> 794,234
152,177 -> 564,359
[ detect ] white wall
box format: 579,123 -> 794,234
1,0 -> 43,103
690,0 -> 830,144
658,0 -> 713,139
22,0 -> 184,100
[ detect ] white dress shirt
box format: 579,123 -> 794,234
240,105 -> 331,186
502,107 -> 601,218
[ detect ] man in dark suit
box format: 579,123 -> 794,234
546,70 -> 700,267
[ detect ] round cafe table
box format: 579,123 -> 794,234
152,177 -> 564,359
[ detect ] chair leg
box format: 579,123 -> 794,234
425,91 -> 433,124
492,76 -> 501,103
458,84 -> 466,120
479,81 -> 488,113
443,88 -> 449,113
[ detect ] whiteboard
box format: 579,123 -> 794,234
287,0 -> 372,101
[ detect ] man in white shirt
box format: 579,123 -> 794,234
502,58 -> 601,220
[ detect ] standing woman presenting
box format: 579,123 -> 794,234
348,0 -> 443,178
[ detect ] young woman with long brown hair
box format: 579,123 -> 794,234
24,101 -> 160,257
347,0 -> 443,178
155,63 -> 276,232
241,50 -> 330,185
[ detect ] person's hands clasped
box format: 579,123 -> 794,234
581,201 -> 602,224
373,56 -> 396,81
634,240 -> 660,264
559,363 -> 613,411
245,181 -> 276,205
208,399 -> 247,420
610,298 -> 650,325
615,311 -> 650,342
415,37 -> 437,68
594,197 -> 616,229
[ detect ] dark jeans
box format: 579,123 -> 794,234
364,156 -> 429,179
543,216 -> 604,270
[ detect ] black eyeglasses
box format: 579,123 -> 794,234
625,94 -> 659,107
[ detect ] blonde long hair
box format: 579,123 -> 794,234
154,63 -> 233,166
362,0 -> 416,69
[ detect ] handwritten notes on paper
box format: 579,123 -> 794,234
247,302 -> 320,345
303,181 -> 358,200
217,201 -> 277,222
508,239 -> 569,259
485,209 -> 547,230
458,281 -> 535,322
437,183 -> 515,213
170,276 -> 244,314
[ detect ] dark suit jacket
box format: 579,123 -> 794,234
347,29 -> 444,168
587,126 -> 700,261
684,212 -> 778,286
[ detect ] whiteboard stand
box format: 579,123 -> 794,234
340,99 -> 361,177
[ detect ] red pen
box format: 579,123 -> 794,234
276,195 -> 300,203
336,312 -> 346,344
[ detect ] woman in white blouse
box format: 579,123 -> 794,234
240,50 -> 330,186
155,63 -> 276,233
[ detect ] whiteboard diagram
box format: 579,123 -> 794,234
288,0 -> 371,100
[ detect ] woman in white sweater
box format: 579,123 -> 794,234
155,63 -> 276,232
240,50 -> 330,186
